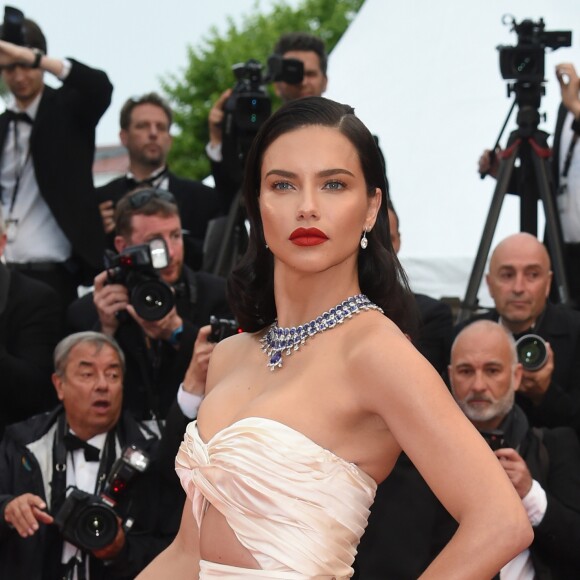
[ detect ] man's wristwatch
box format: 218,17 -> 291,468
30,48 -> 43,69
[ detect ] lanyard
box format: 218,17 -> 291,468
5,117 -> 32,216
561,132 -> 578,180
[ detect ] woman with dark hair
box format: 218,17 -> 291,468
139,97 -> 531,579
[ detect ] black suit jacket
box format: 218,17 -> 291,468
354,412 -> 580,580
454,303 -> 580,433
97,172 -> 229,271
0,264 -> 60,438
0,59 -> 111,275
65,267 -> 230,421
413,293 -> 453,377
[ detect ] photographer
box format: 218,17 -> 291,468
0,7 -> 111,312
0,332 -> 169,579
66,188 -> 230,423
206,32 -> 329,200
447,321 -> 580,579
454,232 -> 580,436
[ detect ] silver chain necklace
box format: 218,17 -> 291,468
260,294 -> 383,371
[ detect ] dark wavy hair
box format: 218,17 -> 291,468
228,96 -> 417,336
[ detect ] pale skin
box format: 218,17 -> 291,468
138,126 -> 532,578
0,40 -> 68,109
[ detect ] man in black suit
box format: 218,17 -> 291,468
456,232 -> 580,435
0,331 -> 170,579
0,207 -> 60,438
97,92 -> 228,271
0,12 -> 111,308
67,188 -> 230,425
552,62 -> 580,305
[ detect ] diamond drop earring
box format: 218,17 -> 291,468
360,229 -> 368,250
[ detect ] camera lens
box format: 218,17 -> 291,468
515,334 -> 548,371
76,504 -> 118,550
131,279 -> 174,321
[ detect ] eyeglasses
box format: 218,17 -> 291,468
127,188 -> 176,209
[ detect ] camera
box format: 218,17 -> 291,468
480,429 -> 508,451
1,6 -> 25,46
221,55 -> 304,182
497,15 -> 571,84
208,315 -> 240,343
515,333 -> 548,371
105,238 -> 175,321
53,446 -> 150,552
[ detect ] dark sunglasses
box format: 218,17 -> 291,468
127,188 -> 176,209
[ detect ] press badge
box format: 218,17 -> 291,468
5,218 -> 18,243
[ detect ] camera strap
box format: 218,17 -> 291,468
51,414 -> 118,507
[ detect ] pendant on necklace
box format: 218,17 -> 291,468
260,294 -> 383,371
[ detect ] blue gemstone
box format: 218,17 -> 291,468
270,352 -> 282,365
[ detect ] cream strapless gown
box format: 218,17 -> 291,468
176,417 -> 377,579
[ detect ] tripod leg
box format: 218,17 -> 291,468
458,146 -> 519,323
212,189 -> 244,278
531,152 -> 571,305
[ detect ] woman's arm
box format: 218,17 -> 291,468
136,499 -> 199,579
357,326 -> 533,579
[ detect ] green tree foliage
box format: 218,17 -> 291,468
162,0 -> 364,180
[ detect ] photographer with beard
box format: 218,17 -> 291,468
447,321 -> 580,579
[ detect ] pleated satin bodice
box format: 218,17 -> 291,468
176,417 -> 377,578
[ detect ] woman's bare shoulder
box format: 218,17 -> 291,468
343,311 -> 446,401
205,329 -> 264,385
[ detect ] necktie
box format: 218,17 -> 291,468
6,110 -> 33,124
125,167 -> 168,190
63,433 -> 101,462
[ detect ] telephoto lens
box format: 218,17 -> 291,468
515,334 -> 548,371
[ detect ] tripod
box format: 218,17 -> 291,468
458,87 -> 570,322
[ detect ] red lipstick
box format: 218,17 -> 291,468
289,227 -> 328,246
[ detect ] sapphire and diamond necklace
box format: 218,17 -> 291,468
260,293 -> 384,371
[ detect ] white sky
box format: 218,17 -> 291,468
7,0 -> 301,145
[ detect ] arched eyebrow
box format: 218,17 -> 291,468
264,168 -> 355,178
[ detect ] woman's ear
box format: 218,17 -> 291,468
365,187 -> 382,228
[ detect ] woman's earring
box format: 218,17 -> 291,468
360,229 -> 368,250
